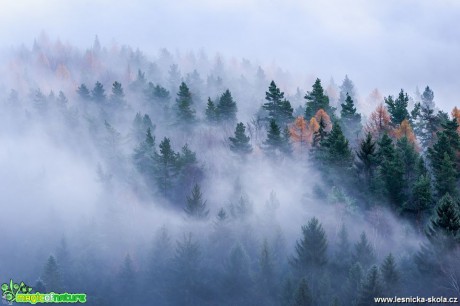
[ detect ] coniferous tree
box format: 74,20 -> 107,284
356,266 -> 383,306
322,122 -> 352,167
263,80 -> 293,126
91,81 -> 106,104
335,225 -> 351,268
340,93 -> 362,142
184,184 -> 209,219
356,133 -> 377,186
155,137 -> 178,197
223,244 -> 253,299
385,89 -> 410,125
264,119 -> 283,156
305,78 -> 334,119
343,263 -> 363,305
290,217 -> 328,274
110,81 -> 125,108
292,278 -> 312,306
380,253 -> 399,294
338,75 -> 357,107
175,82 -> 196,125
77,83 -> 91,101
42,255 -> 61,292
229,122 -> 252,155
426,193 -> 460,251
133,128 -> 156,178
216,89 -> 237,123
257,240 -> 276,298
352,232 -> 376,269
205,97 -> 218,123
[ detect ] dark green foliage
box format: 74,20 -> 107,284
356,266 -> 383,306
205,97 -> 218,123
155,137 -> 179,196
385,89 -> 410,125
184,184 -> 209,219
91,81 -> 106,103
77,83 -> 91,101
343,263 -> 363,304
42,256 -> 61,292
216,89 -> 237,122
356,133 -> 377,186
339,75 -> 356,107
409,174 -> 433,218
312,114 -> 329,147
263,80 -> 293,126
352,232 -> 376,269
110,81 -> 125,108
305,78 -> 334,119
175,82 -> 196,124
380,253 -> 399,294
292,278 -> 312,306
290,217 -> 328,273
263,119 -> 288,156
428,132 -> 457,197
340,93 -> 362,141
129,69 -> 147,92
426,193 -> 460,251
229,122 -> 252,155
321,122 -> 352,167
396,136 -> 418,184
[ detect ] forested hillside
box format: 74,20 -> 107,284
1,36 -> 459,305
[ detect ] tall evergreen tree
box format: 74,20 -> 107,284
352,232 -> 376,269
380,253 -> 399,294
292,278 -> 312,306
338,75 -> 357,107
263,80 -> 293,126
229,122 -> 252,155
216,89 -> 237,123
356,266 -> 383,306
110,81 -> 125,108
42,256 -> 61,292
340,93 -> 362,142
322,122 -> 352,167
175,82 -> 196,125
91,81 -> 106,103
184,184 -> 209,219
205,97 -> 218,123
290,217 -> 328,274
356,133 -> 377,185
384,89 -> 410,125
154,137 -> 178,197
305,78 -> 334,119
264,119 -> 283,155
76,83 -> 91,101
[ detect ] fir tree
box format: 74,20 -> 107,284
356,132 -> 377,185
305,78 -> 334,119
338,75 -> 356,107
356,266 -> 383,306
91,81 -> 106,103
175,82 -> 196,125
216,89 -> 237,123
42,255 -> 61,292
77,84 -> 91,101
340,93 -> 362,142
352,232 -> 376,269
154,137 -> 178,197
205,97 -> 218,123
263,80 -> 293,126
290,217 -> 328,273
380,253 -> 399,294
335,224 -> 351,268
385,89 -> 410,125
110,81 -> 125,108
263,119 -> 283,155
292,278 -> 312,306
223,244 -> 253,298
133,128 -> 156,177
322,122 -> 352,167
184,184 -> 209,219
229,122 -> 252,155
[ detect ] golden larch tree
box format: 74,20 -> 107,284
365,103 -> 392,138
290,116 -> 309,153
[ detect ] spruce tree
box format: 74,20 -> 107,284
175,82 -> 196,125
263,80 -> 293,126
110,81 -> 125,108
322,122 -> 352,167
155,137 -> 178,197
216,89 -> 237,123
290,217 -> 328,273
340,93 -> 362,141
42,255 -> 61,292
258,240 -> 276,297
263,119 -> 283,155
91,81 -> 106,103
305,78 -> 334,119
352,232 -> 376,269
229,122 -> 252,155
184,184 -> 209,219
205,97 -> 218,123
335,225 -> 351,268
356,133 -> 377,185
385,89 -> 410,125
380,253 -> 399,294
338,75 -> 356,107
292,278 -> 312,306
356,266 -> 383,306
76,83 -> 91,101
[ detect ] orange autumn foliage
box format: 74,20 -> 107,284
395,119 -> 417,145
452,107 -> 460,133
366,103 -> 392,138
314,109 -> 332,132
289,116 -> 309,153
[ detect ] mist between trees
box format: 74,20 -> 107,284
0,36 -> 459,306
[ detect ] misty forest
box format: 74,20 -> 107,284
1,35 -> 460,306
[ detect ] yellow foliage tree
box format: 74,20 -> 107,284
395,119 -> 417,145
365,103 -> 392,138
452,107 -> 460,133
289,116 -> 309,153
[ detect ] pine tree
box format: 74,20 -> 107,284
263,80 -> 293,126
91,81 -> 106,103
385,89 -> 410,125
110,81 -> 125,108
356,266 -> 383,306
290,217 -> 328,273
216,89 -> 237,123
42,255 -> 61,292
175,82 -> 196,125
133,128 -> 156,177
335,225 -> 351,268
229,122 -> 252,155
205,97 -> 218,123
380,253 -> 399,294
352,232 -> 376,269
184,184 -> 209,219
292,278 -> 312,306
77,84 -> 91,101
343,263 -> 363,304
281,125 -> 293,155
435,152 -> 457,197
305,78 -> 334,119
396,136 -> 418,184
410,174 -> 433,222
340,93 -> 362,142
264,119 -> 283,155
415,86 -> 439,149
356,133 -> 377,185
